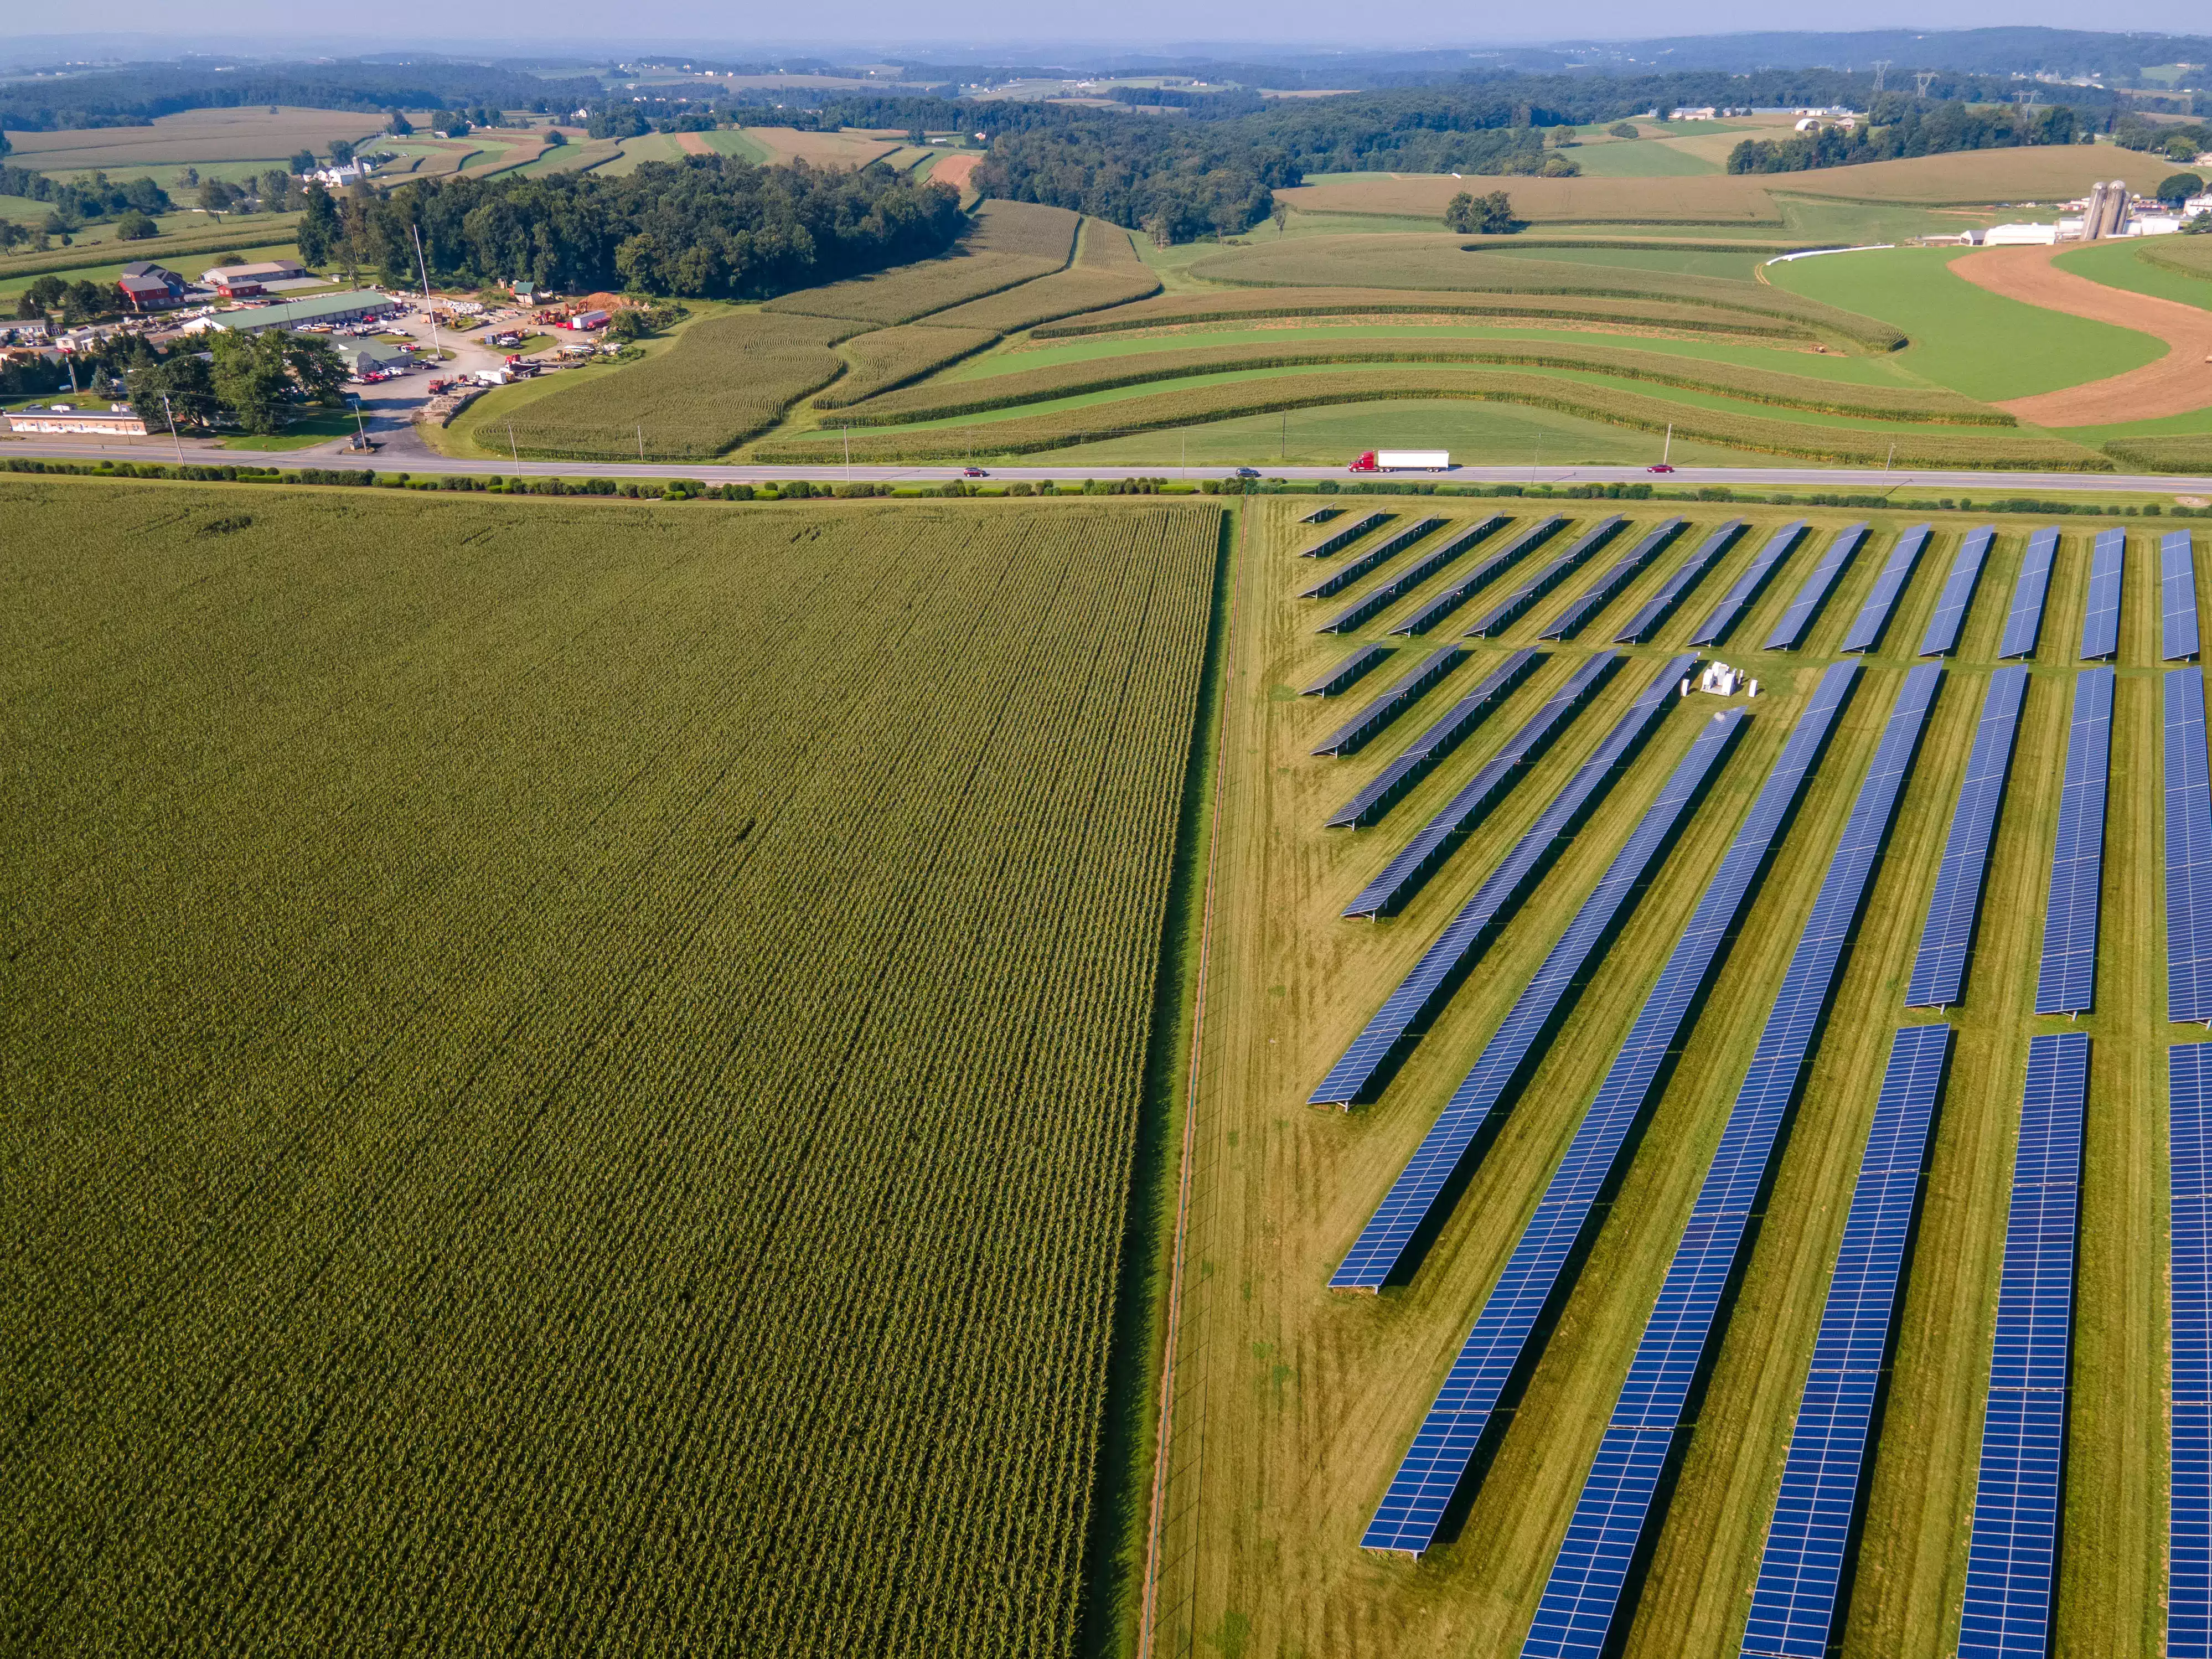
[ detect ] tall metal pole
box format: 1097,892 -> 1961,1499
411,223 -> 443,365
161,393 -> 184,462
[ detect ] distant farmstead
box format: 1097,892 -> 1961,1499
204,259 -> 308,298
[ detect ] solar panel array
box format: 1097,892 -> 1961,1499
1297,510 -> 1391,559
1331,711 -> 1748,1288
2172,1044 -> 2212,1659
1360,664 -> 1860,1554
1311,645 -> 1469,757
2034,667 -> 2114,1016
2171,669 -> 2212,1025
1906,667 -> 2029,1010
1689,520 -> 1810,647
1392,516 -> 1567,635
1615,520 -> 1747,644
1310,654 -> 1699,1107
1324,649 -> 1543,830
2079,526 -> 2126,661
1520,666 -> 1940,1654
1298,643 -> 1393,699
2169,529 -> 2202,663
1997,528 -> 2060,661
1466,516 -> 1627,638
1763,522 -> 1869,651
1341,654 -> 1622,918
1301,516 -> 1448,601
1541,518 -> 1688,641
1839,524 -> 1932,654
1740,1023 -> 1954,1659
1317,517 -> 1506,634
1958,1031 -> 2086,1659
1919,526 -> 1996,658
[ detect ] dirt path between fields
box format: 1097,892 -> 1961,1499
1948,242 -> 2212,426
674,131 -> 715,156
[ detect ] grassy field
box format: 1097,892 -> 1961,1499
4,106 -> 385,174
1275,173 -> 1785,226
1769,142 -> 2177,204
2054,240 -> 2212,312
1142,497 -> 2179,1659
0,480 -> 1221,1658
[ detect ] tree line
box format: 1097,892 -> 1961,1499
0,60 -> 603,131
1726,96 -> 2084,174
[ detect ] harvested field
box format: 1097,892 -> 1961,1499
1947,243 -> 2212,425
675,131 -> 716,156
3,106 -> 386,173
1274,173 -> 1784,225
1772,143 -> 2177,204
0,482 -> 1218,1658
814,324 -> 1001,407
835,337 -> 2007,426
1033,286 -> 1822,343
732,126 -> 904,169
935,153 -> 984,190
916,219 -> 1160,334
753,368 -> 2105,468
494,312 -> 854,459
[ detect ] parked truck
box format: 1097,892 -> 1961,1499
1350,450 -> 1452,473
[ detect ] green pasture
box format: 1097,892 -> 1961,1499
1766,245 -> 2165,399
1568,139 -> 1724,178
2054,240 -> 2212,312
702,129 -> 776,163
1772,198 -> 2006,246
1477,242 -> 1767,279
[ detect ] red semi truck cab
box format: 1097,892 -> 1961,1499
1350,449 -> 1452,473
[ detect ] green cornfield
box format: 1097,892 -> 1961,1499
0,482 -> 1221,1657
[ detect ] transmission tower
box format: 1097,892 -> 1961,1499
1915,71 -> 1937,97
1872,59 -> 1890,93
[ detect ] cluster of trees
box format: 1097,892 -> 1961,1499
0,166 -> 169,224
14,276 -> 120,323
195,169 -> 311,214
0,61 -> 600,131
131,331 -> 349,435
2116,116 -> 2212,159
1727,97 -> 2084,174
293,156 -> 963,299
1443,190 -> 1520,234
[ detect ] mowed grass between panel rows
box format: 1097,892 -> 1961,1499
1149,499 -> 2177,1658
0,484 -> 1221,1658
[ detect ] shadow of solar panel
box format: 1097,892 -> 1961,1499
2168,671 -> 2212,1024
1541,518 -> 1687,642
1615,520 -> 1747,644
2172,1045 -> 2212,1659
1689,520 -> 1810,647
1743,1025 -> 1952,1659
1764,523 -> 1869,652
1958,1030 -> 2084,1659
1360,665 -> 1860,1556
1310,655 -> 1699,1107
1317,515 -> 1508,634
1297,510 -> 1391,559
1341,654 -> 1620,916
1331,710 -> 1745,1287
1906,667 -> 2029,1009
1467,516 -> 1627,638
2034,669 -> 2113,1015
1920,525 -> 1996,658
1302,516 -> 1448,601
2169,530 -> 2202,664
2081,527 -> 2126,661
1998,528 -> 2060,661
1840,524 -> 1931,654
1392,516 -> 1565,635
1516,669 -> 1939,1650
1300,505 -> 1343,525
1298,643 -> 1392,698
1324,649 -> 1541,830
1312,644 -> 1467,756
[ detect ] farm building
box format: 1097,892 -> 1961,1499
185,290 -> 400,335
335,338 -> 410,379
4,407 -> 148,436
115,263 -> 187,312
204,259 -> 308,298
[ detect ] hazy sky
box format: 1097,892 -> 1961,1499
5,5 -> 2211,53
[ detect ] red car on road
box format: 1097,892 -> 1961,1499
963,466 -> 988,477
1648,463 -> 1676,473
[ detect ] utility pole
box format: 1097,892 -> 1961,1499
1662,423 -> 1672,465
161,393 -> 184,462
637,424 -> 644,462
843,423 -> 851,482
350,400 -> 370,451
411,223 -> 443,366
509,421 -> 519,464
1280,411 -> 1286,463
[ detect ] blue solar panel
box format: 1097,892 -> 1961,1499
2081,527 -> 2125,661
1311,656 -> 1699,1106
1319,515 -> 1510,634
1312,644 -> 1469,756
1997,528 -> 2060,661
1920,526 -> 1996,657
2168,530 -> 2201,663
1906,667 -> 2029,1009
1466,516 -> 1627,637
1958,1030 -> 2086,1659
1541,519 -> 1688,641
2172,670 -> 2212,1025
1839,525 -> 1932,654
1519,666 -> 1941,1652
2034,668 -> 2114,1016
1298,643 -> 1392,698
1360,663 -> 1860,1554
1740,1024 -> 1953,1659
1393,517 -> 1567,635
1331,710 -> 1748,1288
1324,649 -> 1542,830
1298,510 -> 1391,559
1343,655 -> 1621,917
1615,520 -> 1748,643
1764,523 -> 1869,651
1689,520 -> 1810,647
2170,1045 -> 2212,1659
1304,517 -> 1448,602
1301,505 -> 1343,525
